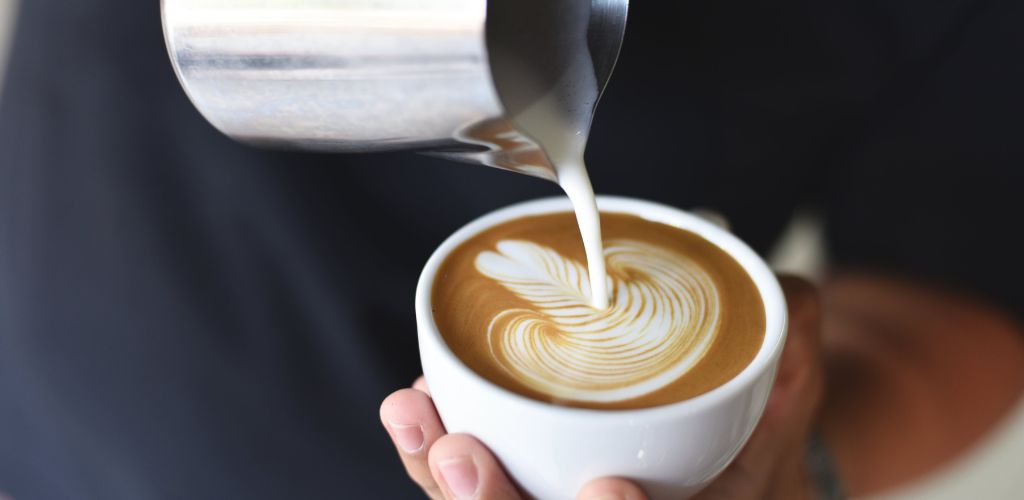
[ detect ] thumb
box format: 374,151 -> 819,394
577,477 -> 648,500
767,275 -> 824,424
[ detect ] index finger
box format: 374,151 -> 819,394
381,386 -> 448,499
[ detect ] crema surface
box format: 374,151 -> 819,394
433,212 -> 765,409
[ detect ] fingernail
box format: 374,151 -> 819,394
388,421 -> 424,453
439,457 -> 479,499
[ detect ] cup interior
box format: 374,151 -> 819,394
416,196 -> 788,417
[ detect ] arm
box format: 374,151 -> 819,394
819,275 -> 1024,496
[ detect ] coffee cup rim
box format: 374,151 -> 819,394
416,195 -> 788,418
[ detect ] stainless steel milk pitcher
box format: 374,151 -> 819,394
161,0 -> 628,181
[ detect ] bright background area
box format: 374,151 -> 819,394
0,1 -> 1020,498
0,0 -> 14,89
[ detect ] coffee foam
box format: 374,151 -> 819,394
476,239 -> 721,402
433,212 -> 765,410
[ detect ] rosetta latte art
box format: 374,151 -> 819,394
475,239 -> 722,403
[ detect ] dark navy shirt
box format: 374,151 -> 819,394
1,1 -> 1021,499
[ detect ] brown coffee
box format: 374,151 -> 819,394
432,212 -> 765,410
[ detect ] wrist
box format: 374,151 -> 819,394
806,432 -> 846,500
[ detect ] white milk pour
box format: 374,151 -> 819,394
515,107 -> 607,309
508,49 -> 609,309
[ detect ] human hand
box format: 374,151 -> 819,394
379,276 -> 824,500
379,381 -> 646,499
690,276 -> 824,500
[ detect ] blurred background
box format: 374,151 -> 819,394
1,0 -> 1022,499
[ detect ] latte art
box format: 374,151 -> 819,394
433,212 -> 764,409
476,239 -> 722,403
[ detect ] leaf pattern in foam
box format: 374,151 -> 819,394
472,238 -> 722,403
475,240 -> 595,314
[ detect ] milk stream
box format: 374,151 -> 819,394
512,83 -> 609,309
556,161 -> 608,310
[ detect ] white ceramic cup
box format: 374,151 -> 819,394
416,196 -> 788,500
